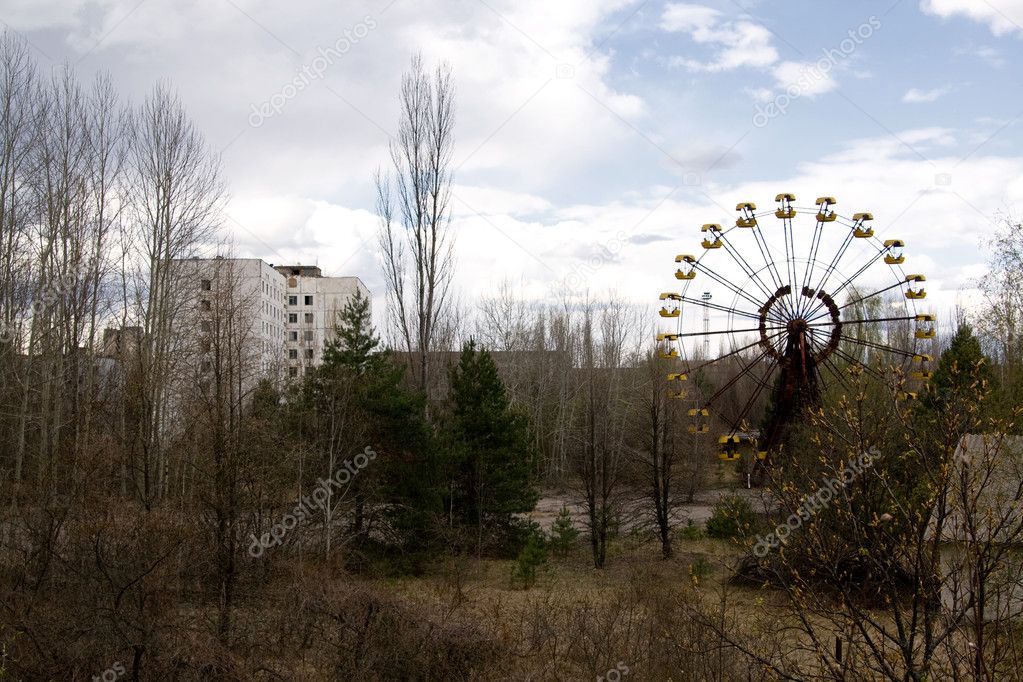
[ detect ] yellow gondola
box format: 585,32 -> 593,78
775,193 -> 796,219
659,307 -> 680,318
688,407 -> 709,433
897,391 -> 918,401
659,292 -> 682,301
852,212 -> 873,237
658,348 -> 679,359
668,390 -> 687,399
905,274 -> 927,300
815,197 -> 839,223
675,255 -> 697,280
735,202 -> 757,228
702,237 -> 722,249
884,239 -> 905,265
668,373 -> 687,382
911,370 -> 934,381
656,333 -> 679,341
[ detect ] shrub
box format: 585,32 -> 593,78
510,527 -> 548,589
679,518 -> 703,540
705,494 -> 756,539
548,506 -> 579,557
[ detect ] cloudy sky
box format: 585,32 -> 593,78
6,0 -> 1023,328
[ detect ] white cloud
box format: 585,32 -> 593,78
922,0 -> 1023,36
662,5 -> 841,98
772,60 -> 838,97
660,3 -> 722,32
664,6 -> 779,73
902,86 -> 952,103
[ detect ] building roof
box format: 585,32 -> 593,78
927,433 -> 1023,545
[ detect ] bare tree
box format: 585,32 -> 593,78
376,53 -> 456,394
573,297 -> 642,568
123,82 -> 224,506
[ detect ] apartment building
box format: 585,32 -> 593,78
173,257 -> 369,383
273,264 -> 368,379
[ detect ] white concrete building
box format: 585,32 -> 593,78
172,257 -> 369,384
273,265 -> 369,380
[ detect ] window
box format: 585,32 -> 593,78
304,313 -> 314,324
304,295 -> 313,306
289,331 -> 298,342
304,348 -> 314,359
288,313 -> 298,324
200,279 -> 211,291
288,295 -> 298,305
288,349 -> 298,360
288,366 -> 298,378
303,330 -> 314,342
200,299 -> 210,310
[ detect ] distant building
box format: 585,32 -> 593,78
172,257 -> 369,384
273,265 -> 368,379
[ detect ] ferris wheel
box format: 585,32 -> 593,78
657,194 -> 936,465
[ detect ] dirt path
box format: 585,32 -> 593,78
527,486 -> 772,532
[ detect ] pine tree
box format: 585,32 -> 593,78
322,288 -> 380,373
446,339 -> 538,556
291,289 -> 445,569
924,322 -> 995,416
548,506 -> 579,557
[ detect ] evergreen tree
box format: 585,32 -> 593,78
322,288 -> 380,373
446,339 -> 538,556
924,322 -> 995,416
291,289 -> 445,571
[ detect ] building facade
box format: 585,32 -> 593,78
172,257 -> 369,384
273,264 -> 369,379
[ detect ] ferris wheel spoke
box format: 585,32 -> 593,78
808,314 -> 917,329
839,334 -> 917,359
828,345 -> 890,382
683,329 -> 788,374
720,355 -> 780,434
824,244 -> 887,300
675,323 -> 786,339
779,216 -> 800,319
695,262 -> 775,312
819,358 -> 853,392
715,232 -> 778,303
751,222 -> 786,292
679,295 -> 765,324
803,244 -> 888,320
798,216 -> 827,315
806,279 -> 907,323
700,346 -> 777,408
804,228 -> 857,318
